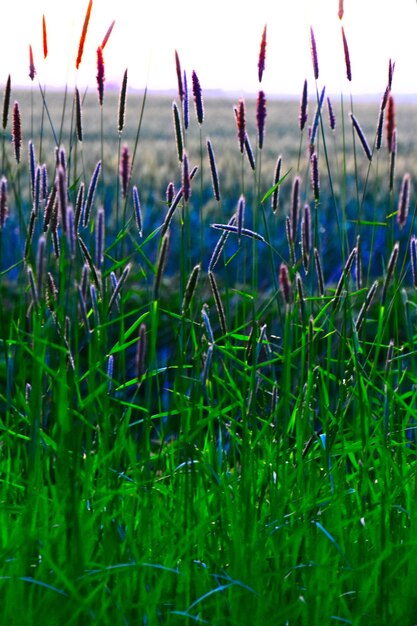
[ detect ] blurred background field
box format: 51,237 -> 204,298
6,88 -> 417,284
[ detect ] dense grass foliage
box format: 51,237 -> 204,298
2,19 -> 417,626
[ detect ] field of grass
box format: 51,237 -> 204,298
2,9 -> 417,626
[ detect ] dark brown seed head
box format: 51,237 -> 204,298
175,50 -> 184,102
350,112 -> 372,161
12,101 -> 22,164
236,98 -> 245,154
207,139 -> 220,201
299,79 -> 308,131
75,87 -> 83,142
2,75 -> 11,131
182,263 -> 201,315
382,242 -> 399,304
272,156 -> 282,214
172,101 -> 183,163
341,27 -> 352,81
291,175 -> 301,242
57,165 -> 67,233
118,69 -> 128,134
388,58 -> 395,91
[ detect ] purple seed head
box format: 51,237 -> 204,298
327,96 -> 336,131
386,94 -> 395,153
279,263 -> 291,305
256,90 -> 267,150
192,70 -> 204,125
341,27 -> 352,81
120,144 -> 130,198
0,176 -> 8,228
166,181 -> 175,206
258,24 -> 267,83
310,152 -> 320,202
182,151 -> 190,202
397,173 -> 411,229
310,27 -> 319,80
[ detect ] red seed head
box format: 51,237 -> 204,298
96,46 -> 105,106
338,0 -> 344,19
76,0 -> 93,70
258,25 -> 267,83
42,15 -> 48,59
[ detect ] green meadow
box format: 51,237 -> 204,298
2,12 -> 417,626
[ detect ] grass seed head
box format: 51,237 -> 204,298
2,75 -> 11,131
29,45 -> 36,81
299,79 -> 308,131
256,90 -> 267,150
192,70 -> 204,125
42,15 -> 48,59
258,24 -> 267,83
12,101 -> 22,164
96,46 -> 105,106
310,27 -> 319,80
76,0 -> 93,69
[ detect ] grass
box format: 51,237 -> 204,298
1,10 -> 417,626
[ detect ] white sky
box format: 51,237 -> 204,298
2,0 -> 417,96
